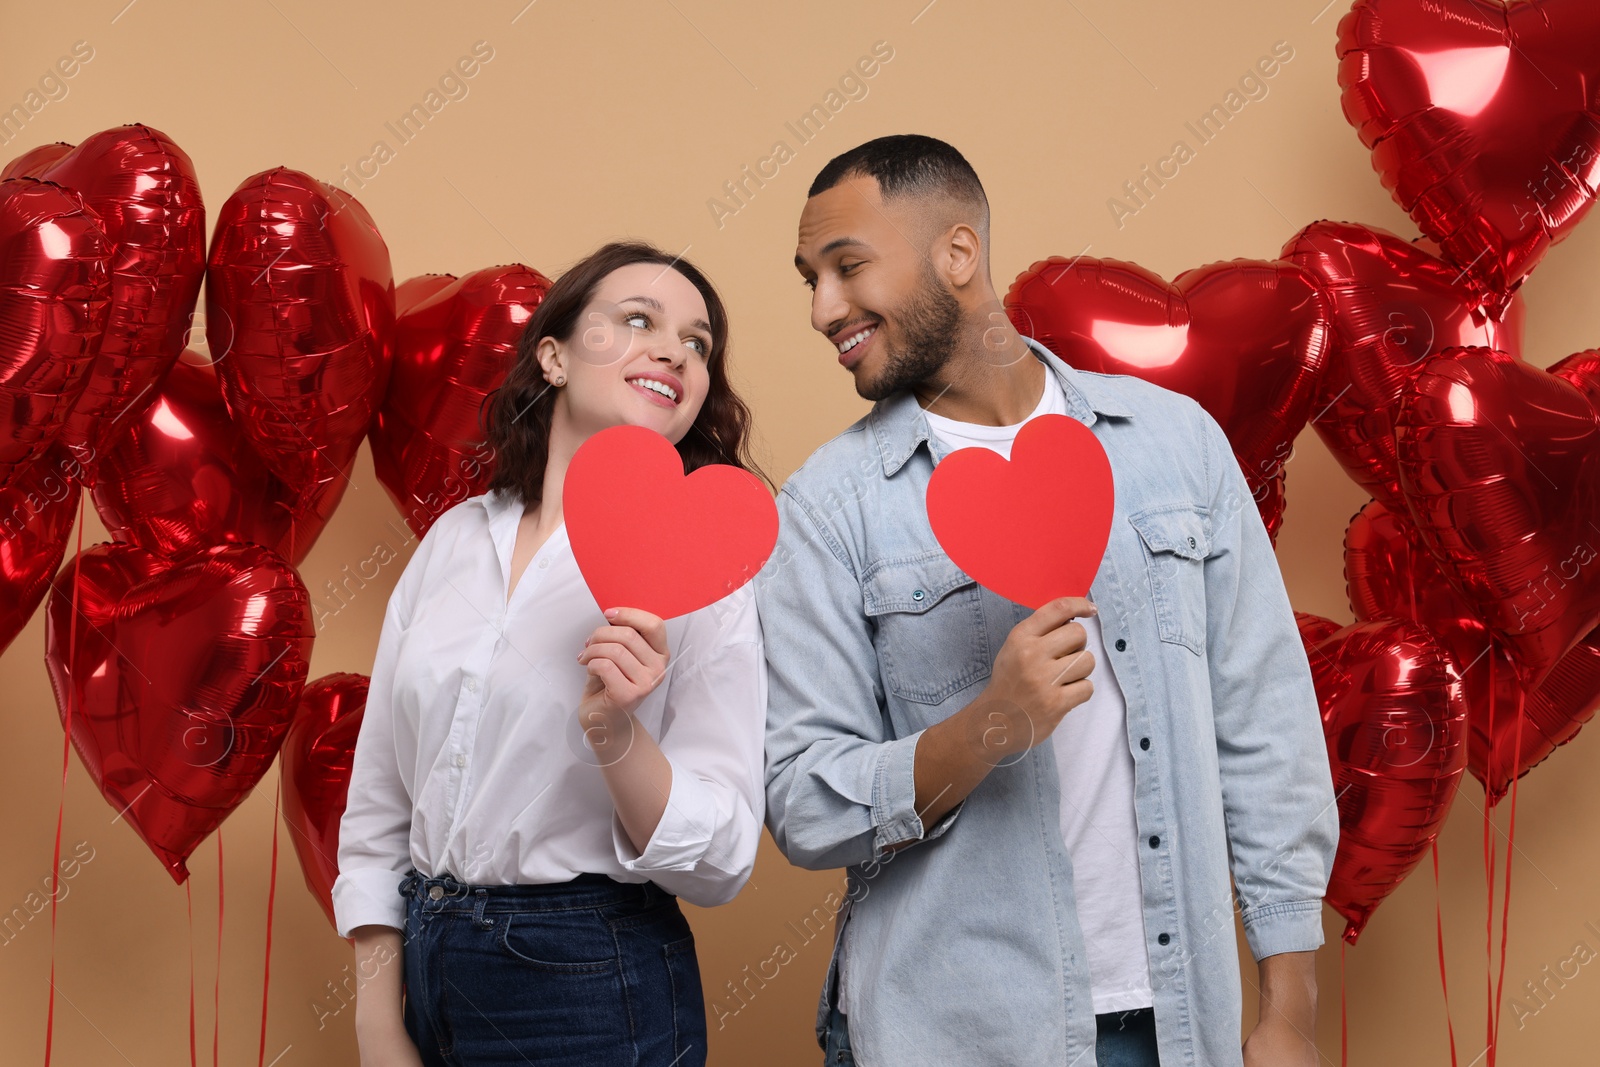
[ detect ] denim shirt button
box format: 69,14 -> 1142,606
1158,932 -> 1171,945
1139,737 -> 1151,750
1148,835 -> 1160,848
912,589 -> 925,602
1115,638 -> 1127,651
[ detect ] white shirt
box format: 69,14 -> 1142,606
331,487 -> 768,938
921,359 -> 1154,1014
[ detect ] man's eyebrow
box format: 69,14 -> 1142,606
618,294 -> 711,333
794,236 -> 869,268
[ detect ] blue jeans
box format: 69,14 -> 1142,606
822,1002 -> 1160,1066
398,868 -> 707,1066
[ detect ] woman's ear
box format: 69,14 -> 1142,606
536,336 -> 567,387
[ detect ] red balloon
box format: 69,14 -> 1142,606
206,167 -> 394,498
926,413 -> 1114,609
1297,611 -> 1468,942
281,672 -> 368,936
564,424 -> 778,620
43,541 -> 313,883
16,126 -> 207,478
1336,0 -> 1600,312
1396,347 -> 1600,686
1,142 -> 73,180
91,351 -> 345,566
371,265 -> 551,538
1005,256 -> 1329,544
1281,220 -> 1524,516
1347,497 -> 1600,804
0,445 -> 82,655
0,178 -> 110,488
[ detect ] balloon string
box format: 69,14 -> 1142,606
188,879 -> 197,1067
1482,656 -> 1496,1067
215,831 -> 224,1067
1339,940 -> 1348,1067
44,496 -> 86,1067
258,775 -> 282,1067
1490,687 -> 1528,1054
1432,841 -> 1459,1066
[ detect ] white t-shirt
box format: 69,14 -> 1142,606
921,359 -> 1155,1015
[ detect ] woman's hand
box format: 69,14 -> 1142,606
576,606 -> 671,720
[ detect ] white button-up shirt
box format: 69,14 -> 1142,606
332,487 -> 768,937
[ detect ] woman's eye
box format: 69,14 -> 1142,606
624,311 -> 649,328
686,337 -> 709,356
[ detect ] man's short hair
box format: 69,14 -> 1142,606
808,134 -> 990,245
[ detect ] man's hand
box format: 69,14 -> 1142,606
1243,950 -> 1319,1067
970,595 -> 1099,761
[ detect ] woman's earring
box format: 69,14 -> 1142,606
553,374 -> 566,386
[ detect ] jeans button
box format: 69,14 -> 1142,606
429,885 -> 444,900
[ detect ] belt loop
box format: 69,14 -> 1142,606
472,887 -> 492,928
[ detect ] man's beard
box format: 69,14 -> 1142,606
856,263 -> 963,402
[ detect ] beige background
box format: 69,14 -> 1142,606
4,1 -> 1599,1063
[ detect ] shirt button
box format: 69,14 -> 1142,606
1149,835 -> 1161,848
1140,737 -> 1151,750
538,557 -> 550,569
465,677 -> 477,692
1158,932 -> 1171,946
1115,638 -> 1127,651
912,589 -> 925,602
454,753 -> 466,768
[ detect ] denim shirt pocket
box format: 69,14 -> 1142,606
1127,503 -> 1210,655
862,552 -> 991,706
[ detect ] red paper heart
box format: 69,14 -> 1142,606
1345,498 -> 1600,803
281,673 -> 368,936
1296,611 -> 1468,942
371,265 -> 552,538
1005,256 -> 1327,544
23,126 -> 208,476
0,177 -> 110,488
563,424 -> 777,620
1337,0 -> 1600,311
43,541 -> 313,883
207,167 -> 393,497
1281,220 -> 1524,516
925,413 -> 1113,609
91,351 -> 345,566
1396,347 -> 1600,686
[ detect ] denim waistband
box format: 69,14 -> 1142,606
398,867 -> 667,913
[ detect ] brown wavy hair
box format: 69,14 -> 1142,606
483,240 -> 770,510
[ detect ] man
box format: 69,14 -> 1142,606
754,134 -> 1337,1066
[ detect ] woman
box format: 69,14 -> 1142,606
332,240 -> 771,1067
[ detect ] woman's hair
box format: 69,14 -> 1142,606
483,240 -> 770,509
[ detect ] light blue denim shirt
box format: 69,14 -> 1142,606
754,335 -> 1338,1066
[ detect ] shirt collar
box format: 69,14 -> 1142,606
868,333 -> 1134,477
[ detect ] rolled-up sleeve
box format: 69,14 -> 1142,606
1197,402 -> 1339,960
756,483 -> 963,873
610,583 -> 767,908
330,525 -> 438,939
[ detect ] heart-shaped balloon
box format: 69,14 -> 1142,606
0,178 -> 110,488
281,672 -> 368,936
0,444 -> 82,655
91,351 -> 346,566
43,541 -> 313,883
1396,347 -> 1600,687
371,265 -> 552,539
1346,498 -> 1600,803
1005,256 -> 1328,544
206,167 -> 394,498
563,424 -> 778,619
1281,220 -> 1524,516
1336,0 -> 1600,312
1,142 -> 73,180
925,413 -> 1114,609
15,126 -> 208,478
1296,611 -> 1468,943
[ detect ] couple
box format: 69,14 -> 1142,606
333,134 -> 1338,1067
